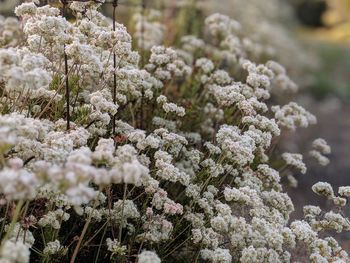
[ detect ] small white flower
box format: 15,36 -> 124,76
338,186 -> 350,198
282,152 -> 307,174
106,238 -> 127,256
137,250 -> 161,263
312,182 -> 334,199
0,240 -> 30,263
43,240 -> 63,256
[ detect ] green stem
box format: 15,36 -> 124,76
163,235 -> 191,259
82,221 -> 108,248
118,184 -> 128,243
0,200 -> 24,250
94,223 -> 107,263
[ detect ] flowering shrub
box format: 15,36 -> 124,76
0,1 -> 349,263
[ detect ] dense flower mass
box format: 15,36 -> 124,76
0,1 -> 349,263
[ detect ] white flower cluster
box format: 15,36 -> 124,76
106,238 -> 127,257
203,0 -> 318,84
290,182 -> 350,261
156,95 -> 185,117
272,102 -> 317,131
0,47 -> 52,98
309,138 -> 331,166
145,45 -> 192,81
133,9 -> 165,50
137,250 -> 161,263
0,240 -> 30,263
43,240 -> 64,256
0,158 -> 37,200
282,152 -> 307,174
0,15 -> 22,47
110,145 -> 150,186
0,2 -> 348,263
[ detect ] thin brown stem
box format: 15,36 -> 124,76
70,200 -> 98,263
118,184 -> 127,243
112,0 -> 118,135
61,0 -> 70,130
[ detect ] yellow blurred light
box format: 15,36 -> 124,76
317,0 -> 350,43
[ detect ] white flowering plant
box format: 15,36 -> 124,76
0,1 -> 349,263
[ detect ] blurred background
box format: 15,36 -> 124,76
1,0 -> 350,252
